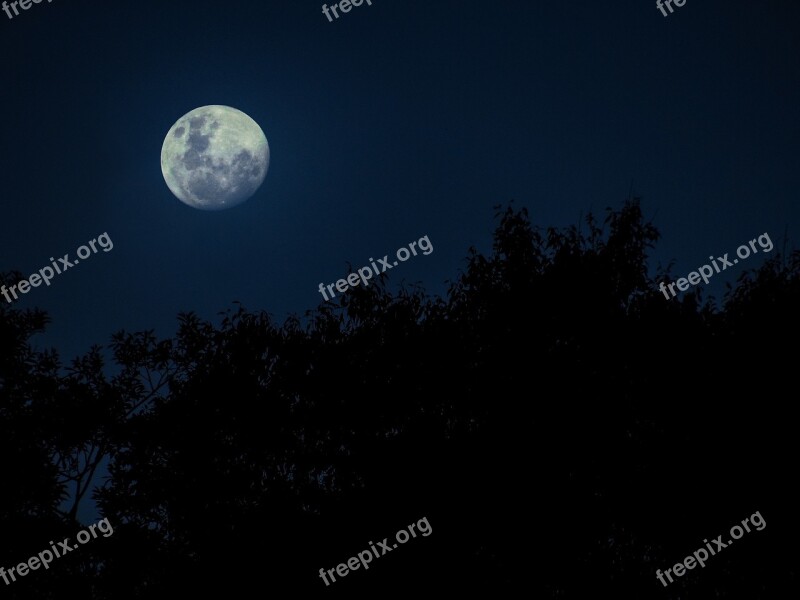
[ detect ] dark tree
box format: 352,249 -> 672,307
2,201 -> 797,598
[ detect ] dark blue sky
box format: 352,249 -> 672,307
1,0 -> 798,362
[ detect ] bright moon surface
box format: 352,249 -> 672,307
160,105 -> 269,211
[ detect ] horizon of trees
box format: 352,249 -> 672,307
1,200 -> 797,598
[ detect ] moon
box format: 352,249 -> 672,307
160,105 -> 269,211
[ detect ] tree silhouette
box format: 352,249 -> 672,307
1,201 -> 797,598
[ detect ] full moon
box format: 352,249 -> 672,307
160,105 -> 269,211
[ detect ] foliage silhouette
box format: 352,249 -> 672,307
1,201 -> 797,598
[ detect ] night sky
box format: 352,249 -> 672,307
2,0 -> 798,367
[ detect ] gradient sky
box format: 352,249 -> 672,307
1,0 -> 798,363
